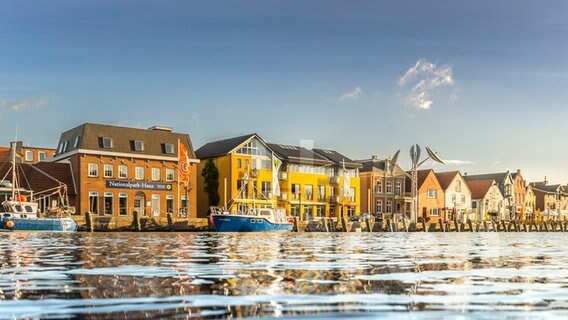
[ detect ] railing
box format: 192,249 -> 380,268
278,172 -> 288,180
330,176 -> 340,184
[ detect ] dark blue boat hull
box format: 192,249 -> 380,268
212,215 -> 292,232
0,217 -> 78,232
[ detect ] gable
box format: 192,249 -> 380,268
232,137 -> 272,157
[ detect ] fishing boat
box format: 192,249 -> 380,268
0,142 -> 77,232
209,169 -> 293,232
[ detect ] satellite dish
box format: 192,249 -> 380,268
426,146 -> 444,164
390,150 -> 400,173
410,144 -> 421,167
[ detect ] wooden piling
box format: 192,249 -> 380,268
439,219 -> 445,232
85,211 -> 94,232
467,220 -> 474,232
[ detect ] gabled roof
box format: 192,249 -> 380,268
195,133 -> 258,159
435,171 -> 460,191
312,148 -> 361,169
463,172 -> 510,184
358,158 -> 406,176
405,169 -> 436,192
531,183 -> 563,195
56,123 -> 196,159
466,179 -> 496,200
268,143 -> 331,165
0,162 -> 76,196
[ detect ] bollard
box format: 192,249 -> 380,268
85,211 -> 94,232
468,220 -> 474,232
365,218 -> 372,232
438,219 -> 445,232
167,212 -> 173,227
133,210 -> 141,232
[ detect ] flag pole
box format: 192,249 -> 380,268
177,139 -> 181,215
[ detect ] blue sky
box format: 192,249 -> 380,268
1,1 -> 567,182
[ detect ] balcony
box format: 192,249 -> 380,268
330,176 -> 340,184
330,195 -> 340,203
278,172 -> 288,180
277,193 -> 288,201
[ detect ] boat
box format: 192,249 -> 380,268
0,142 -> 77,232
210,206 -> 293,232
209,169 -> 293,232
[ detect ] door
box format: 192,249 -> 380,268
134,192 -> 146,216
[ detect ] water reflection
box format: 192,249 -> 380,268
1,232 -> 568,318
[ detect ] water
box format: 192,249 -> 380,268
1,232 -> 568,319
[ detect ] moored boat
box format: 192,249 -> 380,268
210,206 -> 293,232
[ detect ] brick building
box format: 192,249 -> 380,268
49,123 -> 199,222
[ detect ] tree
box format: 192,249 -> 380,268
201,159 -> 220,207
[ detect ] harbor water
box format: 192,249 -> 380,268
1,232 -> 568,319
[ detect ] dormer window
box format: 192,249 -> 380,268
74,136 -> 81,149
133,140 -> 144,151
102,137 -> 113,149
164,143 -> 174,154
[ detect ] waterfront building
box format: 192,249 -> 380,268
405,169 -> 445,223
510,169 -> 527,218
195,133 -> 361,220
435,171 -> 472,221
195,133 -> 277,217
525,184 -> 536,219
358,155 -> 408,219
49,123 -> 199,222
0,141 -> 55,164
530,180 -> 568,218
466,179 -> 505,220
463,172 -> 515,219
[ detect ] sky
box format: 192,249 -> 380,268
1,1 -> 567,183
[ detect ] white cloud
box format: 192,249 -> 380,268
398,59 -> 455,110
444,159 -> 475,165
0,97 -> 45,110
339,86 -> 364,101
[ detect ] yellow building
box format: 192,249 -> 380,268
195,134 -> 361,220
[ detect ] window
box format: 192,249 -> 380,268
376,200 -> 383,213
152,168 -> 160,181
119,165 -> 128,179
74,136 -> 81,148
291,204 -> 300,217
133,140 -> 144,151
386,181 -> 393,193
166,195 -> 175,214
104,164 -> 113,178
237,180 -> 247,198
347,206 -> 355,217
235,138 -> 270,157
164,143 -> 174,154
237,159 -> 242,168
38,151 -> 46,161
304,206 -> 313,220
305,185 -> 313,200
461,195 -> 466,204
261,181 -> 271,198
456,181 -> 461,192
104,192 -> 113,215
427,189 -> 437,199
181,196 -> 188,217
62,141 -> 68,153
316,205 -> 325,217
318,185 -> 326,201
452,194 -> 456,203
244,159 -> 249,169
329,187 -> 336,197
89,192 -> 99,214
25,150 -> 33,162
386,200 -> 392,213
430,208 -> 440,216
119,193 -> 128,216
58,142 -> 65,154
101,137 -> 113,149
396,181 -> 402,196
166,169 -> 174,181
349,187 -> 356,202
135,167 -> 144,180
88,163 -> 98,177
472,201 -> 478,209
151,195 -> 160,216
375,180 -> 383,193
329,206 -> 335,217
292,184 -> 301,200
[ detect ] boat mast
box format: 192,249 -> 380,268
10,141 -> 17,200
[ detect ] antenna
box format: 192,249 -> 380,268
426,146 -> 444,164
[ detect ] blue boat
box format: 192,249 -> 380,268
210,207 -> 293,232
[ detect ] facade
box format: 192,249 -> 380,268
464,172 -> 515,219
525,185 -> 536,219
406,169 -> 445,223
466,179 -> 505,220
435,171 -> 472,220
530,181 -> 568,218
510,169 -> 527,218
195,133 -> 361,220
0,141 -> 56,164
49,123 -> 199,221
359,155 -> 408,219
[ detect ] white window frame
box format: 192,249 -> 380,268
376,200 -> 383,213
38,151 -> 46,161
135,167 -> 144,180
88,163 -> 98,177
25,150 -> 33,162
119,193 -> 128,216
430,208 -> 440,216
386,181 -> 393,194
164,143 -> 174,154
152,194 -> 160,217
104,192 -> 113,215
151,168 -> 160,181
166,169 -> 174,182
427,189 -> 437,199
134,140 -> 145,151
104,164 -> 113,178
386,200 -> 392,213
119,165 -> 128,179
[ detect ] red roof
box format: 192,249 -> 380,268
435,171 -> 460,191
405,169 -> 435,192
465,179 -> 494,200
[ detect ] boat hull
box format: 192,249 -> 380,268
0,217 -> 78,232
212,215 -> 292,232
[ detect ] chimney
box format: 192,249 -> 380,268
148,125 -> 173,132
464,172 -> 467,176
517,169 -> 521,174
371,155 -> 378,162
